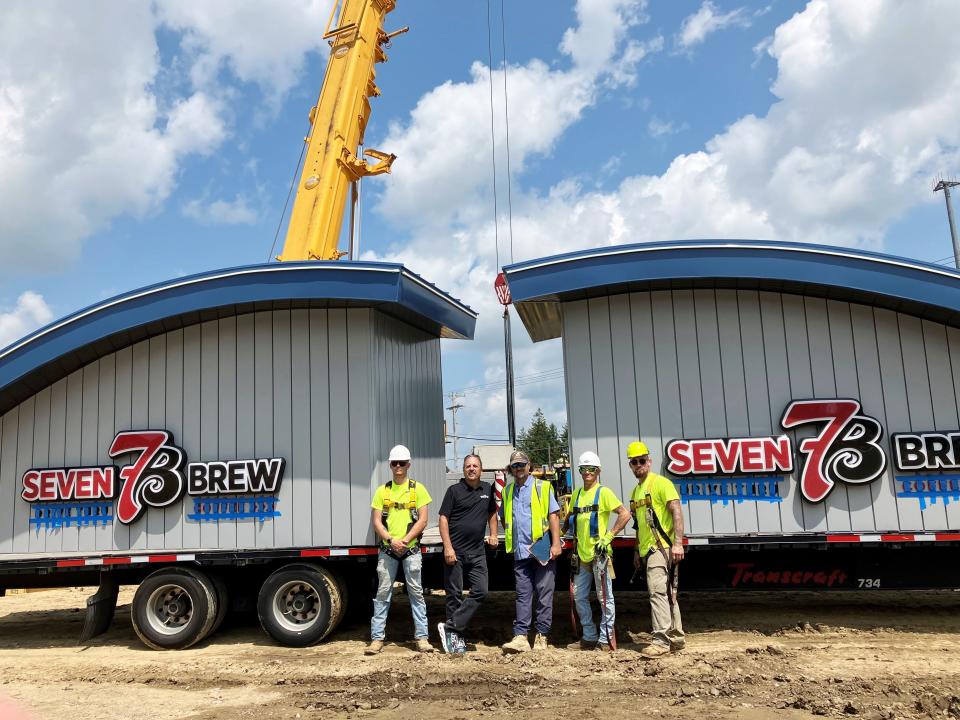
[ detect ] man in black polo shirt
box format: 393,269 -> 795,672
437,453 -> 498,655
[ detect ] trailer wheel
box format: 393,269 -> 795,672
257,564 -> 340,647
208,573 -> 230,637
131,568 -> 218,650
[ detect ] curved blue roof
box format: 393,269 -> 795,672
503,240 -> 960,341
0,262 -> 476,414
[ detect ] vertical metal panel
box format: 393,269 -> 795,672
802,298 -> 837,530
0,408 -> 19,553
739,291 -> 780,534
13,397 -> 35,554
921,320 -> 958,528
309,309 -> 332,547
112,348 -> 132,550
562,301 -> 596,469
290,310 -> 312,547
199,321 -> 220,548
272,310 -> 294,548
62,370 -> 84,552
327,309 -> 351,545
235,314 -> 256,549
608,294 -> 639,510
587,298 -> 625,504
820,301 -> 853,531
351,310 -> 375,544
780,295 -> 817,531
718,290 -> 758,534
181,325 -> 202,550
147,336 -> 167,549
944,327 -> 960,529
128,342 -> 149,550
164,330 -> 184,548
28,388 -> 50,553
898,315 -> 948,530
828,301 -> 873,531
96,354 -> 116,550
253,311 -> 274,548
848,305 -> 898,531
213,317 -> 237,550
874,309 -> 922,530
78,362 -> 100,551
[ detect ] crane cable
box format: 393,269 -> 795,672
268,135 -> 308,262
499,0 -> 515,264
485,0 -> 501,271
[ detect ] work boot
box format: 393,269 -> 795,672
596,642 -> 611,652
566,639 -> 598,651
532,633 -> 549,651
670,642 -> 685,654
640,643 -> 669,658
415,638 -> 435,653
364,640 -> 384,655
501,634 -> 531,653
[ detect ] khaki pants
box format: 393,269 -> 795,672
645,549 -> 684,649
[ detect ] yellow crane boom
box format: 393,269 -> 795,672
278,0 -> 404,262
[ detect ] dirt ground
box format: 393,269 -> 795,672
0,585 -> 958,720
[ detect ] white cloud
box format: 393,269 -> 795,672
0,292 -> 53,350
677,1 -> 750,50
647,116 -> 687,138
156,0 -> 331,101
183,194 -> 258,225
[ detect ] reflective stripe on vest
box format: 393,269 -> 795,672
503,480 -> 551,554
569,485 -> 602,537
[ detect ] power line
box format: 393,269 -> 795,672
452,367 -> 564,395
499,0 -> 515,264
485,0 -> 500,271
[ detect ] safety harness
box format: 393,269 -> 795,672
380,479 -> 420,559
637,492 -> 678,623
566,485 -> 602,538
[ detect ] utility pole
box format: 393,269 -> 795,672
446,392 -> 465,469
503,307 -> 517,447
934,178 -> 960,269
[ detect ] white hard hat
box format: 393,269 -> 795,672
388,444 -> 412,462
578,451 -> 602,469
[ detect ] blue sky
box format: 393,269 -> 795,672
1,1 -> 959,463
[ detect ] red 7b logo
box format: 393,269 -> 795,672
109,431 -> 186,525
781,399 -> 887,503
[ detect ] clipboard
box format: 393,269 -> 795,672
528,533 -> 552,565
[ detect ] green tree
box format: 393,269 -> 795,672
559,423 -> 569,462
517,408 -> 561,467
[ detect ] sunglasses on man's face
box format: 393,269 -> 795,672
629,457 -> 650,467
509,462 -> 527,470
578,465 -> 599,474
390,460 -> 409,468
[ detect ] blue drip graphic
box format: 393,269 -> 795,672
895,475 -> 960,510
188,495 -> 281,522
676,477 -> 784,506
30,501 -> 114,529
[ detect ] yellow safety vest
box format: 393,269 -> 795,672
503,480 -> 551,554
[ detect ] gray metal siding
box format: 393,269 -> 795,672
372,312 -> 446,540
562,290 -> 960,536
0,308 -> 443,557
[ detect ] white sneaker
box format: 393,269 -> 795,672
437,622 -> 450,653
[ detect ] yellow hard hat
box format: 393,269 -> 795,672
626,441 -> 649,459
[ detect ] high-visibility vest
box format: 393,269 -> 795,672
503,480 -> 551,554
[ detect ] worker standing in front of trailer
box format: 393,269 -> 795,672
627,441 -> 685,657
366,444 -> 435,655
500,450 -> 563,653
565,451 -> 631,651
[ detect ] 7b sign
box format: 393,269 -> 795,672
780,399 -> 887,503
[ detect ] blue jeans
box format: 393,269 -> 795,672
573,557 -> 615,644
370,549 -> 428,641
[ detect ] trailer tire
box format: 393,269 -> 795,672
208,573 -> 230,637
257,564 -> 339,647
131,568 -> 218,650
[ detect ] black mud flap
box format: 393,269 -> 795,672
79,573 -> 119,644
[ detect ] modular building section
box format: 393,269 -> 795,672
0,262 -> 475,563
504,241 -> 960,587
